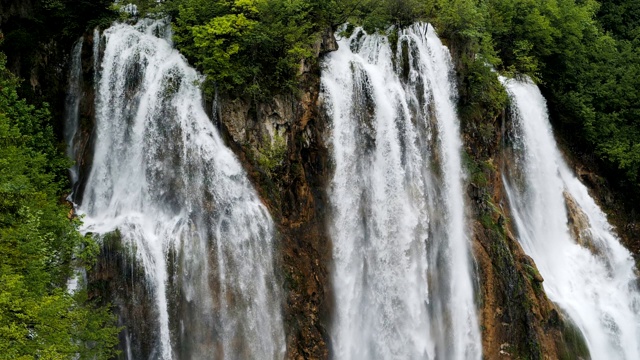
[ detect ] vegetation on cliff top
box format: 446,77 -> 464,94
151,0 -> 640,198
0,51 -> 119,358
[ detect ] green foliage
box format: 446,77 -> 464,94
598,0 -> 640,40
257,132 -> 287,177
2,0 -> 116,46
551,33 -> 640,183
163,0 -> 640,192
427,0 -> 640,190
0,53 -> 119,359
164,0 -> 431,96
167,0 -> 318,97
1,0 -> 116,110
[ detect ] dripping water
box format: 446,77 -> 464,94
64,38 -> 83,187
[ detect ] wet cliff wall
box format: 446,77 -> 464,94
72,25 -> 591,359
0,0 -> 113,138
207,28 -> 586,359
5,7 -> 636,357
207,30 -> 338,359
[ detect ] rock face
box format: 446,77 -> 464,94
65,23 -> 615,360
564,191 -> 602,256
212,43 -> 334,360
0,0 -> 34,24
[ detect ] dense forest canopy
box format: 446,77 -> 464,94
0,0 -> 639,357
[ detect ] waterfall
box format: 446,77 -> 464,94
501,77 -> 640,359
74,20 -> 285,359
93,27 -> 101,90
64,38 -> 83,186
321,24 -> 481,359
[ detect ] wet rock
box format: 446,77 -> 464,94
563,191 -> 602,256
521,255 -> 544,283
215,51 -> 332,359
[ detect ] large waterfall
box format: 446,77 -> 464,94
501,77 -> 640,359
70,20 -> 285,359
321,24 -> 481,359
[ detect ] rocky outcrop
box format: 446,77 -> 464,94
446,37 -> 592,358
0,0 -> 34,25
558,140 -> 640,267
88,231 -> 160,360
212,32 -> 335,358
564,191 -> 602,256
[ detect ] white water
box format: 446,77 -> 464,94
93,27 -> 101,90
501,77 -> 640,359
76,20 -> 284,359
321,24 -> 481,360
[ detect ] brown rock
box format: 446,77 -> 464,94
564,190 -> 601,256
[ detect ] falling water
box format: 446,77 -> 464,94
321,24 -> 481,359
75,20 -> 285,359
501,77 -> 640,359
64,38 -> 83,185
93,27 -> 101,89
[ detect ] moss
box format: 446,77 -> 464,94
478,195 -> 544,359
556,316 -> 591,360
522,264 -> 543,287
101,229 -> 124,251
257,132 -> 288,179
463,150 -> 490,187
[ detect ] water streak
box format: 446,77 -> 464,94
501,77 -> 640,359
64,38 -> 83,186
76,20 -> 285,359
321,24 -> 481,360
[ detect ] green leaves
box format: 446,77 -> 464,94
0,53 -> 119,359
0,275 -> 119,360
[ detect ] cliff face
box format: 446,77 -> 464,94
0,0 -> 34,24
212,30 -> 592,359
444,40 -> 594,359
459,105 -> 588,360
62,22 -> 634,360
210,30 -> 337,359
2,1 -> 635,357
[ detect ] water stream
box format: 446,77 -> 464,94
502,77 -> 640,359
71,20 -> 285,360
321,24 -> 481,360
64,38 -> 83,186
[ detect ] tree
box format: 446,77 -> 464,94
0,51 -> 119,359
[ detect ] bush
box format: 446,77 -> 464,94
0,51 -> 119,359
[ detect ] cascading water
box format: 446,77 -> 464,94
501,77 -> 640,359
321,24 -> 481,359
73,20 -> 285,359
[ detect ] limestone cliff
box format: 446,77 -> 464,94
49,21 -> 633,360
209,29 -> 337,359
